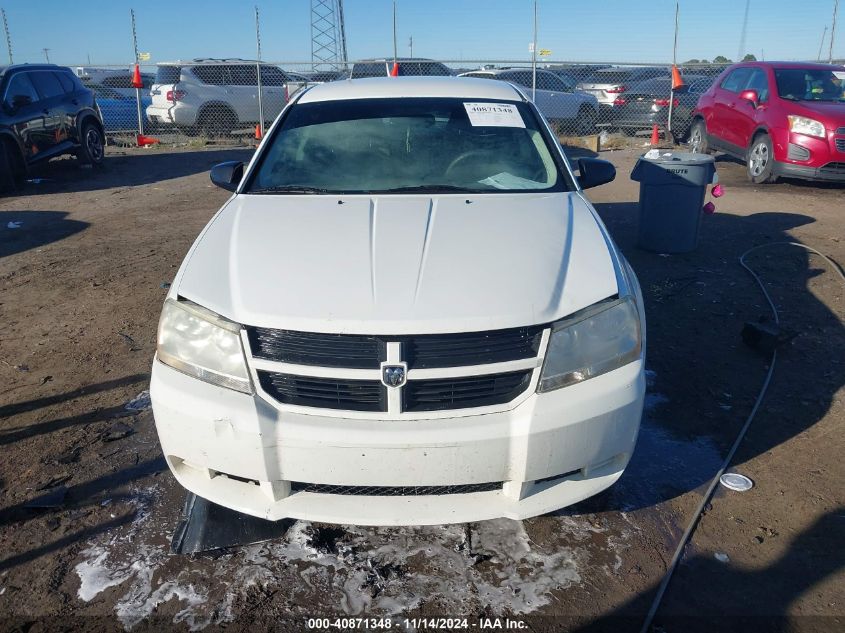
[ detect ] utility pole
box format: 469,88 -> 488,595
42,48 -> 50,63
737,0 -> 750,62
392,0 -> 397,63
818,26 -> 828,61
668,1 -> 679,137
409,35 -> 413,58
531,0 -> 537,102
830,0 -> 839,63
130,9 -> 144,136
255,5 -> 264,137
1,8 -> 12,64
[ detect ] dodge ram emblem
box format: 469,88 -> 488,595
381,364 -> 407,388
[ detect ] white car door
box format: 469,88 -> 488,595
227,65 -> 261,124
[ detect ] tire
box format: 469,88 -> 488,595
688,119 -> 710,154
574,107 -> 597,136
78,120 -> 105,166
747,133 -> 778,184
0,140 -> 24,194
198,106 -> 237,137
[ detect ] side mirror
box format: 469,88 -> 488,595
210,161 -> 244,192
739,89 -> 759,107
576,157 -> 616,190
10,94 -> 32,110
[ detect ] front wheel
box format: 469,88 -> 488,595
688,119 -> 710,154
78,121 -> 105,166
747,134 -> 778,184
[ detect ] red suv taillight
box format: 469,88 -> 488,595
653,98 -> 680,107
607,85 -> 627,93
613,97 -> 627,106
166,90 -> 186,101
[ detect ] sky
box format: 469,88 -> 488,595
0,0 -> 842,68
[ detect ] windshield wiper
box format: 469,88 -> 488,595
248,185 -> 338,194
372,184 -> 483,194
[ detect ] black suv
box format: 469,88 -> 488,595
0,64 -> 106,192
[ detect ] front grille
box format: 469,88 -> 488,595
402,326 -> 543,369
835,138 -> 845,153
249,328 -> 383,369
258,371 -> 385,412
247,325 -> 542,370
290,481 -> 502,496
403,370 -> 533,412
820,162 -> 845,174
836,127 -> 845,135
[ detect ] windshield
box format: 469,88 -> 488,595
775,68 -> 845,102
246,97 -> 569,194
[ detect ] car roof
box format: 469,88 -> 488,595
354,58 -> 439,63
298,77 -> 523,104
156,58 -> 263,66
732,61 -> 845,70
462,68 -> 549,75
1,63 -> 69,75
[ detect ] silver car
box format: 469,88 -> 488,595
576,67 -> 668,107
460,68 -> 599,135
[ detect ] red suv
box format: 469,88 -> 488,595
690,62 -> 845,183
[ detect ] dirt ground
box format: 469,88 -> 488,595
0,143 -> 843,632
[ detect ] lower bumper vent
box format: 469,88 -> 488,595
290,482 -> 502,496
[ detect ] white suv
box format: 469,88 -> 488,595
150,77 -> 645,525
146,59 -> 290,134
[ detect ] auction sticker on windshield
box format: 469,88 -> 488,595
463,102 -> 525,128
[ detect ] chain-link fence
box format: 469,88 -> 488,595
72,59 -> 734,148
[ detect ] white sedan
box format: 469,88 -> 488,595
460,68 -> 600,135
150,76 -> 645,526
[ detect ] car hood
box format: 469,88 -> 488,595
791,100 -> 845,123
176,192 -> 619,334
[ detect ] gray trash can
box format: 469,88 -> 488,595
630,151 -> 717,253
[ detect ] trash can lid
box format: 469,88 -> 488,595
640,149 -> 715,165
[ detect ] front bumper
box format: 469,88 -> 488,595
150,358 -> 644,525
774,160 -> 845,182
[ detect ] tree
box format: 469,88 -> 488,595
713,55 -> 732,63
683,58 -> 701,64
742,53 -> 757,61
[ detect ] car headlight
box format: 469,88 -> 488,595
787,115 -> 826,139
156,298 -> 253,394
538,296 -> 642,393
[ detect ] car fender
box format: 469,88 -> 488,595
74,107 -> 105,142
0,127 -> 25,158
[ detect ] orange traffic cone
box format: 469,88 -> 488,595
650,124 -> 660,146
390,62 -> 400,77
131,64 -> 143,89
671,65 -> 685,90
255,124 -> 263,140
136,134 -> 160,147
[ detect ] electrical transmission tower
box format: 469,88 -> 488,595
310,0 -> 348,71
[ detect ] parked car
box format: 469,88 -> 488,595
150,76 -> 646,525
89,84 -> 152,132
546,64 -> 611,84
610,75 -> 712,139
577,67 -> 669,108
691,61 -> 845,183
146,59 -> 291,135
305,70 -> 346,83
350,58 -> 452,78
0,64 -> 106,192
460,67 -> 599,135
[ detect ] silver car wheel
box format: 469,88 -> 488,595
748,141 -> 768,177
